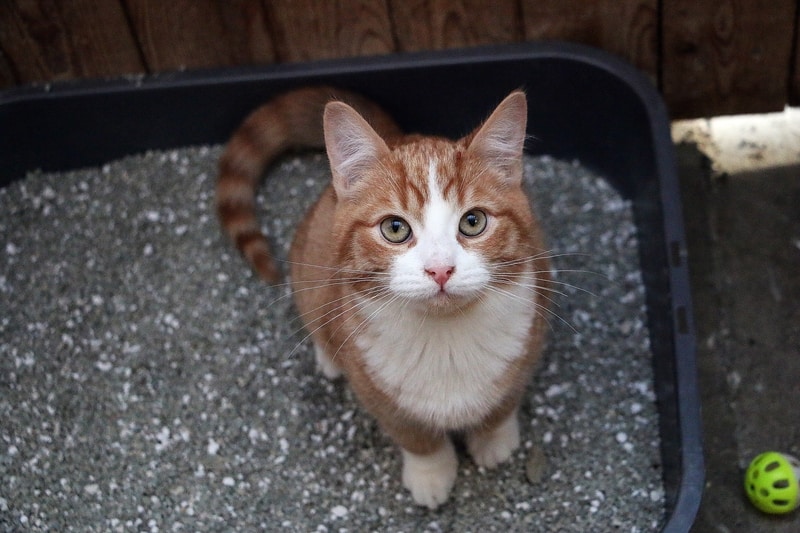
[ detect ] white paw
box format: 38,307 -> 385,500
401,441 -> 458,510
467,411 -> 520,469
314,344 -> 342,379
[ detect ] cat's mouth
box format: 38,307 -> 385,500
422,287 -> 480,313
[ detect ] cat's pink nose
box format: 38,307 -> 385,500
425,265 -> 454,288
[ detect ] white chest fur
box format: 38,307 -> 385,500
355,278 -> 537,429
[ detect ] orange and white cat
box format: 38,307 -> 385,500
217,87 -> 551,509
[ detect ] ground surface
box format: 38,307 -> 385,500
2,109 -> 797,531
0,151 -> 664,532
678,142 -> 800,532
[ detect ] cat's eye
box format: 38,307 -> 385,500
380,216 -> 412,244
459,210 -> 487,237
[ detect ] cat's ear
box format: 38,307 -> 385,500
466,91 -> 528,184
324,101 -> 391,199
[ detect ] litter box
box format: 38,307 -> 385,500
0,41 -> 703,531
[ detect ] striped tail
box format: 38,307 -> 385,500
216,86 -> 401,283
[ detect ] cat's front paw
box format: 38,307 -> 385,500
467,411 -> 520,469
401,441 -> 458,510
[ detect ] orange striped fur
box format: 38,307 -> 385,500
217,88 -> 550,509
216,87 -> 401,282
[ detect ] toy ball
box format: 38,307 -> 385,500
744,451 -> 800,514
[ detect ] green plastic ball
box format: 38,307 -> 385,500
744,451 -> 800,514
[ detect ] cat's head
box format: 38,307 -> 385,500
323,91 -> 538,313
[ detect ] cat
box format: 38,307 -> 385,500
216,86 -> 551,509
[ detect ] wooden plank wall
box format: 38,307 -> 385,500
1,0 -> 798,118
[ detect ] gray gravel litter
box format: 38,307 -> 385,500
1,146 -> 664,532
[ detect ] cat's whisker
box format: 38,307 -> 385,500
262,275 -> 384,310
287,285 -> 391,340
279,258 -> 392,278
491,266 -> 601,298
300,285 -> 391,327
490,276 -> 570,299
291,283 -> 396,347
492,250 -> 585,268
287,276 -> 384,296
288,293 -> 377,358
328,292 -> 403,364
483,284 -> 577,336
481,283 -> 538,309
491,275 -> 598,301
545,277 -> 599,298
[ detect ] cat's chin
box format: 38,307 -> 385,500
416,290 -> 480,315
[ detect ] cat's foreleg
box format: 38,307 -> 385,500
401,439 -> 458,510
313,343 -> 342,379
380,420 -> 458,509
466,407 -> 520,469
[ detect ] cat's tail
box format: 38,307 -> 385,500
216,86 -> 401,283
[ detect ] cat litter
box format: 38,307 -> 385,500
1,147 -> 664,531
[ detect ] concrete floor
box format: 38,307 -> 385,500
676,141 -> 799,532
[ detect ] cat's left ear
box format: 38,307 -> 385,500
324,101 -> 391,199
466,91 -> 528,185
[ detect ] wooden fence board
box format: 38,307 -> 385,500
1,1 -> 798,117
388,0 -> 522,51
521,0 -> 658,81
219,0 -> 277,65
123,0 -> 275,72
662,0 -> 796,118
0,0 -> 143,84
0,46 -> 18,87
791,5 -> 800,106
264,0 -> 394,62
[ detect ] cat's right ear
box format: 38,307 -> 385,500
465,91 -> 528,185
324,101 -> 391,199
